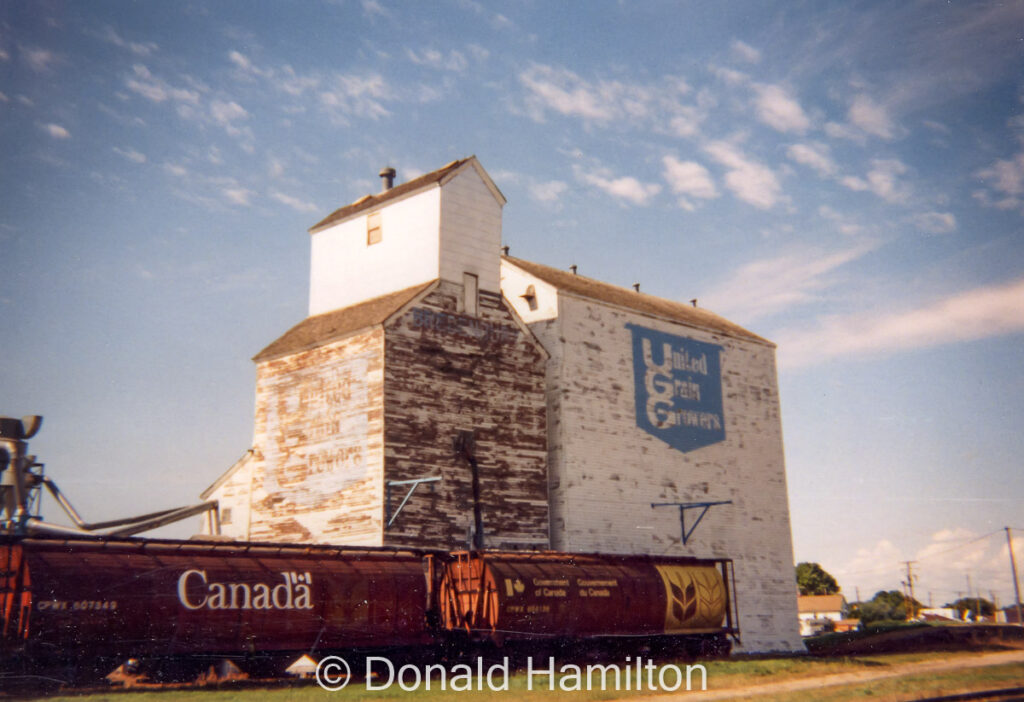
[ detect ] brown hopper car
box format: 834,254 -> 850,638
441,550 -> 737,654
1,536 -> 738,681
1,536 -> 432,676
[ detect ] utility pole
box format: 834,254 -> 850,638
1007,527 -> 1023,626
967,574 -> 975,621
903,561 -> 918,619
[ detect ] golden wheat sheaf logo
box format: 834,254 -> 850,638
655,565 -> 726,632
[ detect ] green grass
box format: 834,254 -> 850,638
26,650 -> 1016,702
723,662 -> 1024,701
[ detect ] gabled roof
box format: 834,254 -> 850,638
253,281 -> 435,362
309,156 -> 505,234
503,256 -> 771,345
797,594 -> 847,613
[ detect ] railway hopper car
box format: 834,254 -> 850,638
1,536 -> 433,678
440,551 -> 738,655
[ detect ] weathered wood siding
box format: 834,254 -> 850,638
202,451 -> 256,539
512,288 -> 802,652
439,165 -> 502,294
236,328 -> 386,545
382,281 -> 549,549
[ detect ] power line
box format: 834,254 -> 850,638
914,530 -> 1002,562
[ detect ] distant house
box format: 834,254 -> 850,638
919,607 -> 959,622
798,594 -> 849,636
1001,606 -> 1022,624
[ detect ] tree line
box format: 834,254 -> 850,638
796,562 -> 996,624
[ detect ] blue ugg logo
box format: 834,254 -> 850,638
626,324 -> 725,453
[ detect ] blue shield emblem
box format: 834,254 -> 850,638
626,324 -> 725,453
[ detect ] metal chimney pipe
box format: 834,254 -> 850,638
379,166 -> 396,192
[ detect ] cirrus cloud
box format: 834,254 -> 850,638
777,277 -> 1024,368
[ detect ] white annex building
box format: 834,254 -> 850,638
203,156 -> 803,652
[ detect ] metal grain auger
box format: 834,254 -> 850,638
0,414 -> 219,537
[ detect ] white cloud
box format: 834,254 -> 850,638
776,277 -> 1024,368
730,39 -> 761,64
113,146 -> 146,163
228,50 -> 253,71
467,44 -> 490,62
22,47 -> 56,72
163,163 -> 188,177
705,242 -> 877,322
834,539 -> 904,591
361,0 -> 390,17
222,187 -> 254,206
662,156 -> 718,210
228,50 -> 273,81
42,123 -> 70,139
520,64 -> 617,122
0,91 -> 8,103
271,190 -> 318,213
752,83 -> 810,133
528,180 -> 568,204
668,106 -> 705,138
787,142 -> 837,177
210,99 -> 248,127
125,64 -> 200,104
848,94 -> 896,139
818,206 -> 862,236
976,151 -> 1024,213
923,119 -> 951,135
275,65 -> 321,97
492,13 -> 515,30
912,211 -> 957,234
824,121 -> 865,143
407,48 -> 468,72
99,26 -> 157,56
0,48 -> 9,61
319,73 -> 391,122
703,140 -> 782,209
574,165 -> 661,206
709,64 -> 749,86
835,529 -> 1022,603
841,159 -> 910,203
518,64 -> 702,136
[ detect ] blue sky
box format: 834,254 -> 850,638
3,1 -> 1024,608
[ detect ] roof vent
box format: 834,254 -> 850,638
633,283 -> 640,292
690,298 -> 698,308
379,166 -> 396,192
501,246 -> 510,255
570,265 -> 577,275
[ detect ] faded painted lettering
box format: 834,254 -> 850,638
627,324 -> 725,453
